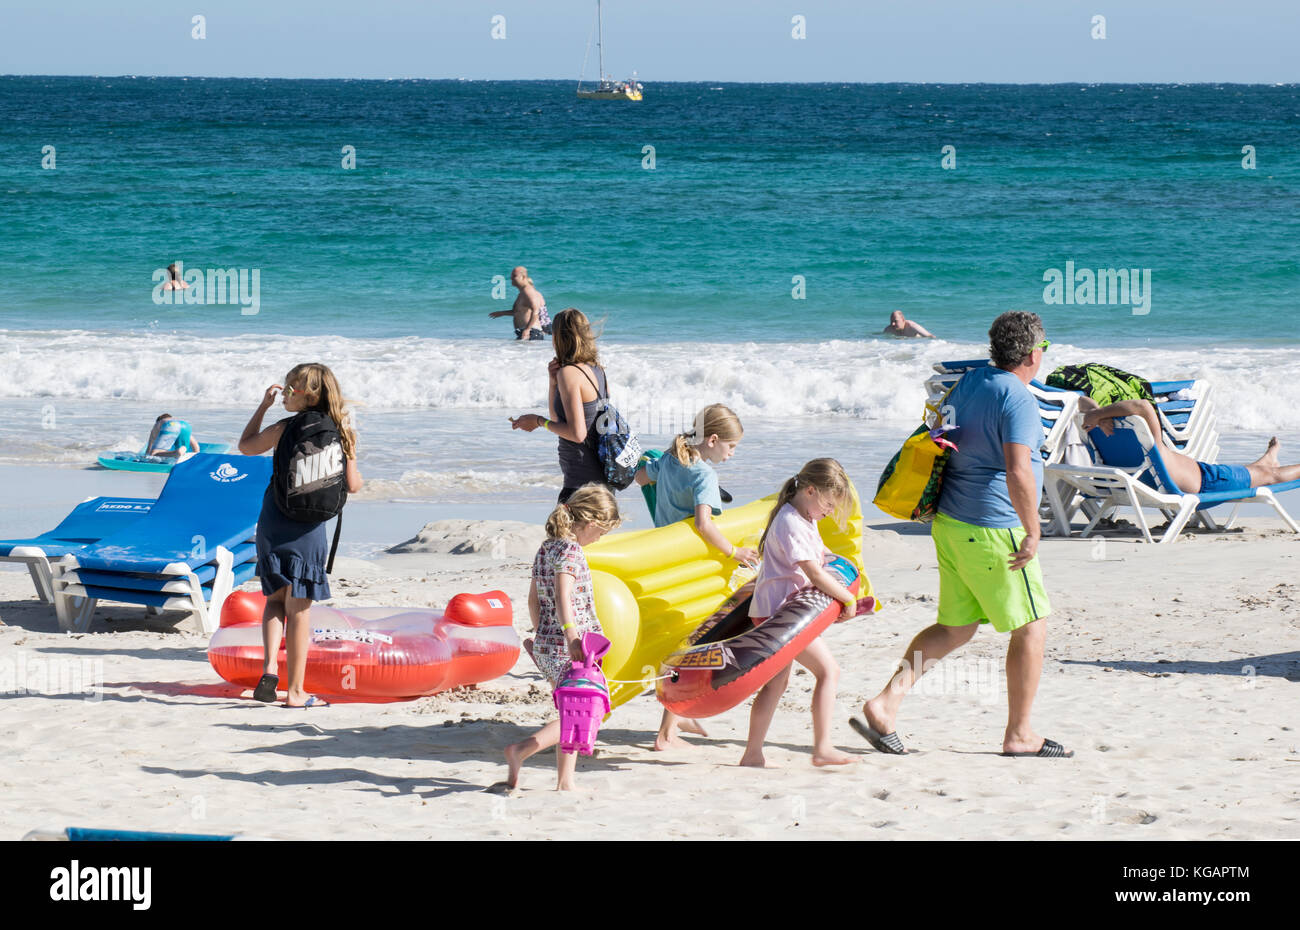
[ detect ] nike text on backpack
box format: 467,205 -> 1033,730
272,411 -> 348,572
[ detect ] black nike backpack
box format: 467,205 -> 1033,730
272,410 -> 348,572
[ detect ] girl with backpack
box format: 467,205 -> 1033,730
509,308 -> 622,503
238,363 -> 363,708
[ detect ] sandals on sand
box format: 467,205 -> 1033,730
284,695 -> 330,708
848,714 -> 1072,758
1002,738 -> 1074,759
849,716 -> 907,754
252,674 -> 278,703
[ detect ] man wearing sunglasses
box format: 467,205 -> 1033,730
855,311 -> 1071,759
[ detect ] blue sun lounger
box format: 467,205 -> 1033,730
0,497 -> 154,604
24,826 -> 253,841
48,453 -> 271,633
1044,416 -> 1300,543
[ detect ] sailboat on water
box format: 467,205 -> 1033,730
576,0 -> 643,101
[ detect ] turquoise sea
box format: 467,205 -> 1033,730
2,77 -> 1298,549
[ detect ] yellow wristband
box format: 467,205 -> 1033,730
561,622 -> 575,631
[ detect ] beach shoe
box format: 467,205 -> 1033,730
849,716 -> 907,754
252,674 -> 278,703
1002,738 -> 1074,759
284,695 -> 330,708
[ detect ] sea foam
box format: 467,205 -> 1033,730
3,329 -> 1299,432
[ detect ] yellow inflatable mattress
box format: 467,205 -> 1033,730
587,483 -> 878,710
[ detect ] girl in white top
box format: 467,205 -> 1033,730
741,458 -> 859,768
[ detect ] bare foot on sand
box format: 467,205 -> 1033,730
504,743 -> 525,788
654,731 -> 693,751
812,748 -> 860,767
739,751 -> 778,768
678,718 -> 708,737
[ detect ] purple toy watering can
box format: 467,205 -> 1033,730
553,632 -> 611,756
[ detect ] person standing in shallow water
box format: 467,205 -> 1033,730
853,311 -> 1072,759
488,266 -> 551,340
508,308 -> 613,503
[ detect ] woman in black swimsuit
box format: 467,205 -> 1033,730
509,308 -> 613,502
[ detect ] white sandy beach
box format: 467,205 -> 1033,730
1,517 -> 1297,841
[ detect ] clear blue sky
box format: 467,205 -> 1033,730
2,0 -> 1296,83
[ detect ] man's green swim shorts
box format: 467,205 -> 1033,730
932,512 -> 1051,633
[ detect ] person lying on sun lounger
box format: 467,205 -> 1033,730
1080,397 -> 1300,495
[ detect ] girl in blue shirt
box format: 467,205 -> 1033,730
634,404 -> 758,750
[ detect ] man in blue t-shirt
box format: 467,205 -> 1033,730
854,311 -> 1072,760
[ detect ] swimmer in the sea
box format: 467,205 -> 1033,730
489,266 -> 552,340
161,263 -> 190,292
882,310 -> 935,338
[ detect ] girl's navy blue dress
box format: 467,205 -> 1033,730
255,415 -> 331,601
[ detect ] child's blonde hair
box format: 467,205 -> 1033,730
284,363 -> 358,459
670,404 -> 743,466
759,458 -> 852,555
545,483 -> 623,540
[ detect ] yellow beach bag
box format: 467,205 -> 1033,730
873,389 -> 959,522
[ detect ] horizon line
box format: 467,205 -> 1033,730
3,74 -> 1297,87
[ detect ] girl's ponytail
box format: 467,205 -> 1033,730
670,404 -> 744,467
669,433 -> 697,467
545,502 -> 576,540
546,483 -> 623,540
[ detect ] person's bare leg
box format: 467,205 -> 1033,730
556,743 -> 578,791
861,622 -> 977,735
1246,438 -> 1300,486
654,709 -> 706,750
282,594 -> 315,706
1252,437 -> 1280,468
260,587 -> 288,678
1003,618 -> 1066,754
505,719 -> 560,788
740,665 -> 792,767
793,637 -> 857,766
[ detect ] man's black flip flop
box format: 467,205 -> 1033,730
849,716 -> 907,754
1002,738 -> 1074,758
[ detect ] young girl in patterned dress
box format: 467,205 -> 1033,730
505,483 -> 622,791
